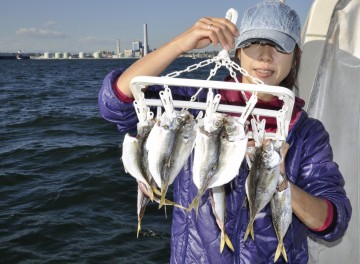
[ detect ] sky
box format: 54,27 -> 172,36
0,0 -> 314,54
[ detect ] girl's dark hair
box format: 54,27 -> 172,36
280,45 -> 301,90
234,45 -> 302,91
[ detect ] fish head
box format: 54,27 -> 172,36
261,141 -> 281,168
137,119 -> 155,138
180,114 -> 197,139
161,110 -> 188,131
224,116 -> 247,141
204,112 -> 225,133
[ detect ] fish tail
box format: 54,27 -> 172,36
152,185 -> 162,197
159,192 -> 166,209
220,232 -> 225,253
225,233 -> 234,252
274,241 -> 287,263
164,205 -> 167,219
244,221 -> 254,241
158,184 -> 168,209
159,178 -> 170,209
187,196 -> 200,217
219,231 -> 234,253
169,200 -> 187,210
137,217 -> 142,238
160,198 -> 186,210
148,187 -> 154,202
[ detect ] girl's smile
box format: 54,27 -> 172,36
238,43 -> 294,101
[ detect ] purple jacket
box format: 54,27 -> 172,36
98,69 -> 352,264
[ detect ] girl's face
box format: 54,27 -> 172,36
238,43 -> 294,101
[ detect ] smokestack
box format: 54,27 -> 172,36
143,23 -> 149,56
116,38 -> 121,56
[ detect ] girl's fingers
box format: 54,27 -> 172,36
199,17 -> 239,50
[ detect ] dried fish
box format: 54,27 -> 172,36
189,112 -> 224,214
271,180 -> 292,262
244,140 -> 281,241
210,186 -> 234,252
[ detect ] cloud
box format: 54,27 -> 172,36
44,21 -> 56,28
16,27 -> 66,38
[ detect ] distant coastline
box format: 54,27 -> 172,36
0,52 -> 30,60
0,50 -> 233,60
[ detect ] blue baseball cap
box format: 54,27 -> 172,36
235,0 -> 301,53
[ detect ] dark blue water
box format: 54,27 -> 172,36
0,57 -> 228,263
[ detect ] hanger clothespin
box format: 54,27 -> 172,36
251,118 -> 266,147
203,90 -> 221,131
159,86 -> 176,119
133,91 -> 150,126
238,92 -> 258,125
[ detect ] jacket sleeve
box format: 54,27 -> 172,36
98,68 -> 138,133
98,68 -> 208,133
293,117 -> 352,241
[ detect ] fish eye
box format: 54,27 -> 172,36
226,126 -> 235,133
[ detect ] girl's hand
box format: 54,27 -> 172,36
172,17 -> 240,53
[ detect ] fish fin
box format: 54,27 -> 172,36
274,242 -> 288,262
152,186 -> 162,196
137,217 -> 141,238
187,196 -> 200,217
225,233 -> 234,252
282,243 -> 288,262
165,200 -> 186,210
244,222 -> 254,241
220,232 -> 225,253
164,205 -> 167,219
274,241 -> 287,263
159,185 -> 168,209
147,187 -> 154,202
159,195 -> 165,209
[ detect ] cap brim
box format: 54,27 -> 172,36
235,28 -> 296,53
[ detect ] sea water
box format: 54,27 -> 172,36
0,58 -> 229,263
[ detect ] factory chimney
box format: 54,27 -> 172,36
143,23 -> 149,56
116,38 -> 121,57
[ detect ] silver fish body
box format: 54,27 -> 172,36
244,141 -> 281,241
270,181 -> 292,262
160,113 -> 198,206
122,118 -> 156,199
137,182 -> 150,238
209,115 -> 248,188
189,112 -> 225,214
210,186 -> 234,253
122,134 -> 153,196
145,110 -> 190,206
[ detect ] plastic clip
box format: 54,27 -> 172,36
159,87 -> 175,118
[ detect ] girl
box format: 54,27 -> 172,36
98,1 -> 351,263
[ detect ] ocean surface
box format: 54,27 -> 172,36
0,57 -> 228,264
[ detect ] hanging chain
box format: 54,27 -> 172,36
164,54 -> 264,106
165,58 -> 215,78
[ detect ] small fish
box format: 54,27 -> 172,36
244,140 -> 281,241
208,115 -> 248,188
270,180 -> 292,262
122,133 -> 154,200
137,181 -> 186,238
160,112 -> 198,207
210,185 -> 234,253
137,182 -> 150,238
145,110 -> 189,207
189,112 -> 225,214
